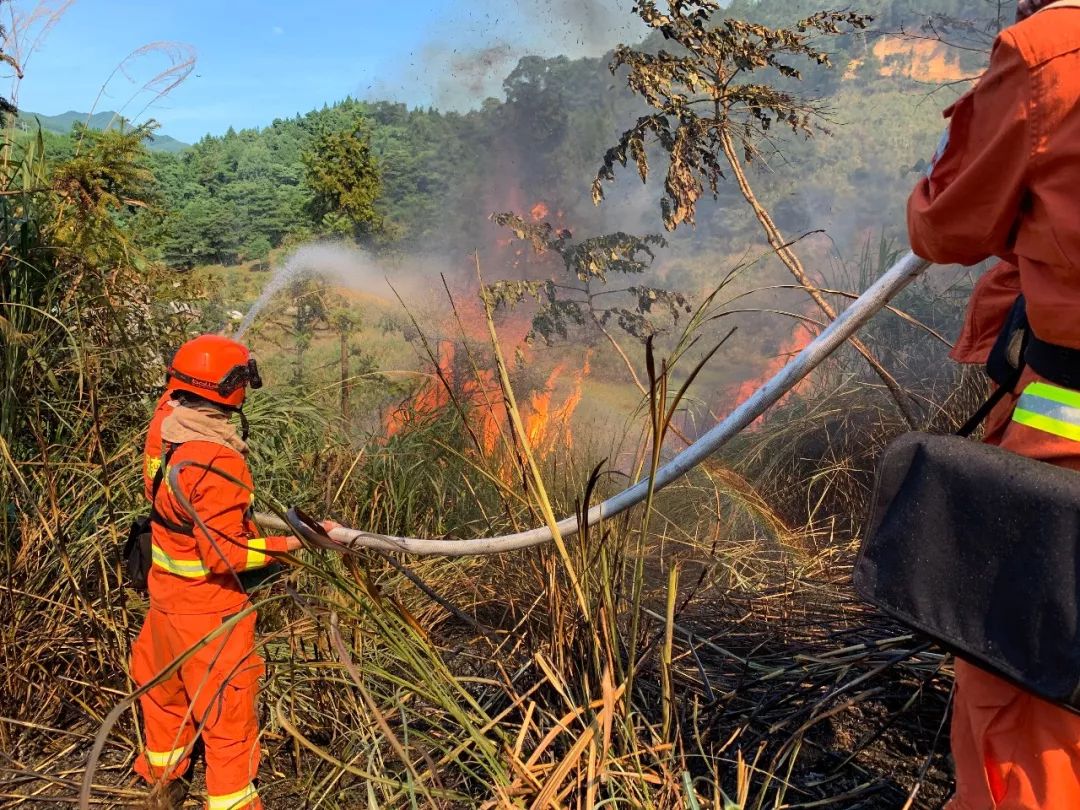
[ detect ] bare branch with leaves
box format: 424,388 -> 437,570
484,212 -> 691,395
595,1 -> 919,425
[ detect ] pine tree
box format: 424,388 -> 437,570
302,117 -> 384,243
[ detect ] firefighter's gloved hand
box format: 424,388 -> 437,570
284,534 -> 305,552
284,529 -> 333,551
283,507 -> 348,551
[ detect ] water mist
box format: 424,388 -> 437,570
234,242 -> 391,339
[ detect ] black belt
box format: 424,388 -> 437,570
150,508 -> 195,537
1026,333 -> 1080,391
959,296 -> 1080,437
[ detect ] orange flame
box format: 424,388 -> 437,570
384,189 -> 590,471
385,341 -> 457,437
523,353 -> 591,453
525,364 -> 564,448
386,343 -> 591,473
552,354 -> 590,451
730,323 -> 814,425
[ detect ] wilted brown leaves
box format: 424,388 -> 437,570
595,1 -> 870,231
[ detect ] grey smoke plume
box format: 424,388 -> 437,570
378,0 -> 641,110
515,0 -> 631,55
427,42 -> 518,109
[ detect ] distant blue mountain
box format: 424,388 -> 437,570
14,109 -> 189,153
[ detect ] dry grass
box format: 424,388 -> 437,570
3,335 -> 962,810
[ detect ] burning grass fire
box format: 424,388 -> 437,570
730,319 -> 816,425
384,198 -> 592,470
385,338 -> 591,465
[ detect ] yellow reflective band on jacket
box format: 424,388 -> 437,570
151,544 -> 209,579
144,746 -> 186,769
1013,381 -> 1080,442
245,537 -> 269,570
207,783 -> 258,810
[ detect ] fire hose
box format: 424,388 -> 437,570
246,251 -> 933,556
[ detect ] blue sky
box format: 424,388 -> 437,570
8,0 -> 645,143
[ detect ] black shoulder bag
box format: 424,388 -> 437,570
854,296 -> 1080,711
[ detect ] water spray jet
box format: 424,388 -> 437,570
235,242 -> 392,339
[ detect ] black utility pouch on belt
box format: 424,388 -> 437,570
123,443 -> 192,593
987,294 -> 1029,388
854,432 -> 1080,711
123,515 -> 154,592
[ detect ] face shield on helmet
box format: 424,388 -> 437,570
170,358 -> 262,400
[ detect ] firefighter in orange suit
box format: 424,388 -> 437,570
908,1 -> 1080,807
131,335 -> 305,810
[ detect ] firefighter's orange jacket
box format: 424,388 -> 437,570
908,4 -> 1080,351
145,406 -> 289,615
908,5 -> 1080,809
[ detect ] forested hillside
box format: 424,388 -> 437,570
140,62 -> 942,270
25,0 -> 1002,277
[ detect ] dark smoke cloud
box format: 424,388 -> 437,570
366,1 -> 642,111
425,42 -> 518,109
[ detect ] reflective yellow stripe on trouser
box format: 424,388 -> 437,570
151,544 -> 209,578
1013,381 -> 1080,442
144,747 -> 186,770
207,783 -> 258,810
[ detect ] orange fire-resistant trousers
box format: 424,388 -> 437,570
131,608 -> 264,810
945,368 -> 1080,810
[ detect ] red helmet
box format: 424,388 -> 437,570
166,334 -> 262,408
